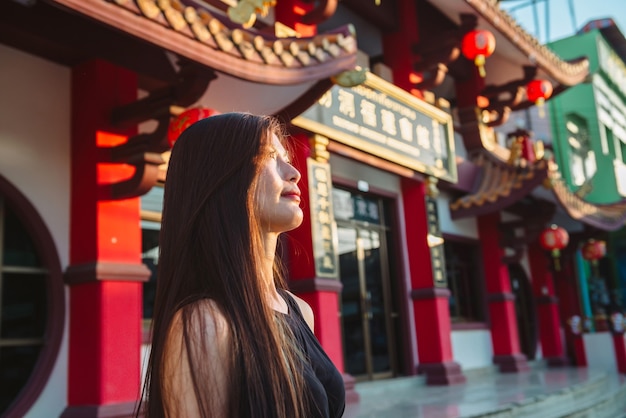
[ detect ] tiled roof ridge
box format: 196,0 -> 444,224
466,0 -> 589,85
50,0 -> 357,85
119,0 -> 356,67
449,151 -> 548,213
547,164 -> 626,230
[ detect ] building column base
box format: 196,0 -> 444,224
417,361 -> 466,385
494,354 -> 530,373
546,355 -> 570,367
612,333 -> 626,374
343,373 -> 360,404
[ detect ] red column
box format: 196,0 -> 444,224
612,332 -> 626,374
527,244 -> 568,366
402,178 -> 465,385
285,133 -> 358,402
382,0 -> 421,96
62,60 -> 149,417
477,213 -> 529,372
553,254 -> 587,366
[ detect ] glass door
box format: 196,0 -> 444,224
339,224 -> 395,380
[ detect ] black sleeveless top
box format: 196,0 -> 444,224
279,290 -> 346,418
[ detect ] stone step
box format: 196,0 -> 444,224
468,371 -> 626,418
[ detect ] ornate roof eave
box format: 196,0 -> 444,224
547,165 -> 626,231
46,0 -> 358,86
464,0 -> 589,86
425,0 -> 590,86
449,149 -> 549,219
449,147 -> 626,230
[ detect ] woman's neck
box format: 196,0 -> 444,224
260,232 -> 288,314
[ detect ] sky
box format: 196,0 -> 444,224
499,0 -> 626,44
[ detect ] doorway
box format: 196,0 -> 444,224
508,263 -> 538,360
335,189 -> 398,381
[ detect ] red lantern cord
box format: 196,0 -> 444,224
539,224 -> 569,271
461,29 -> 496,78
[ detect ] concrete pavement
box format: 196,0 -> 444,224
343,364 -> 626,418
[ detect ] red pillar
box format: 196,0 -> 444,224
612,332 -> 626,374
402,178 -> 465,385
477,213 -> 529,372
382,0 -> 421,97
527,244 -> 568,366
285,133 -> 358,402
62,60 -> 149,417
553,254 -> 588,366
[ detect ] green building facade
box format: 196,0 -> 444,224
548,20 -> 626,325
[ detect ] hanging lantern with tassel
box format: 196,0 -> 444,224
581,239 -> 607,277
539,224 -> 569,271
167,107 -> 216,148
461,29 -> 496,78
526,79 -> 553,118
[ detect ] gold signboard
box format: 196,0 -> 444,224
293,72 -> 457,183
307,159 -> 339,279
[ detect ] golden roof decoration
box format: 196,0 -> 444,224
52,0 -> 358,85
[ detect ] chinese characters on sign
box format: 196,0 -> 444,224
307,159 -> 339,279
294,72 -> 457,183
426,196 -> 447,287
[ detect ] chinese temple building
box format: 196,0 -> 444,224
1,0 -> 626,416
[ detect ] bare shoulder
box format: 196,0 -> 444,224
168,299 -> 230,344
285,290 -> 315,332
163,299 -> 230,416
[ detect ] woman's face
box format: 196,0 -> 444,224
255,134 -> 303,233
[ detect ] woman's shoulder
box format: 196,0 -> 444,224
170,298 -> 230,341
284,290 -> 315,332
163,299 -> 230,416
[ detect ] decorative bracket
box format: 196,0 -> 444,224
301,0 -> 338,25
479,66 -> 537,127
411,13 -> 477,90
100,60 -> 216,200
499,201 -> 555,264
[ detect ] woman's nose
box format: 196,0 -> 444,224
285,162 -> 301,183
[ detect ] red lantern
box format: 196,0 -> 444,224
526,79 -> 553,118
581,239 -> 606,278
539,224 -> 569,271
581,239 -> 606,263
461,29 -> 496,78
167,107 -> 215,147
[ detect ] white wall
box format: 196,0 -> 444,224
584,332 -> 618,371
437,191 -> 478,239
451,329 -> 493,370
0,42 -> 70,418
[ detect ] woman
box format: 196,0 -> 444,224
141,112 -> 345,418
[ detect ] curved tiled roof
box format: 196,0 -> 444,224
464,0 -> 589,86
48,0 -> 358,85
450,150 -> 626,230
547,163 -> 626,231
449,150 -> 548,219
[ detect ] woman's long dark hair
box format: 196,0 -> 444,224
141,112 -> 311,417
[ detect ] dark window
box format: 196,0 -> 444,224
444,239 -> 485,323
565,113 -> 595,190
140,186 -> 163,321
0,200 -> 48,414
141,225 -> 159,320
